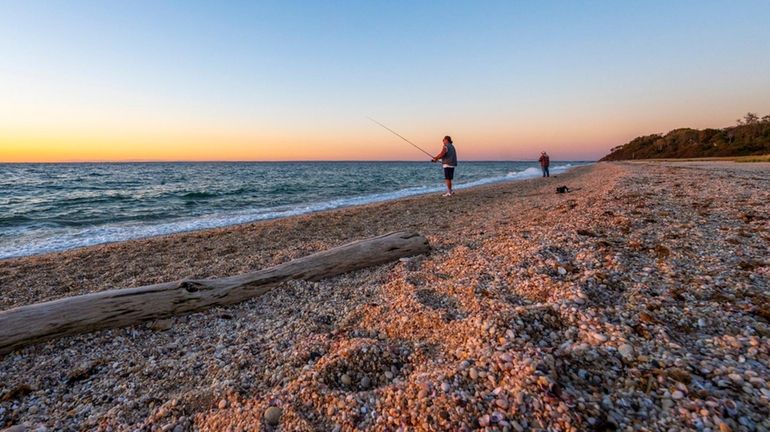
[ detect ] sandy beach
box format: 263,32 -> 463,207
1,161 -> 769,431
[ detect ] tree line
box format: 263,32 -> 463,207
600,112 -> 770,161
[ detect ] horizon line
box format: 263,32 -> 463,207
0,158 -> 597,164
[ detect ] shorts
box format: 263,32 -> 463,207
443,167 -> 455,180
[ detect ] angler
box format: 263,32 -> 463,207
431,136 -> 458,197
367,117 -> 459,197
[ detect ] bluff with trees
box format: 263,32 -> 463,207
600,112 -> 770,161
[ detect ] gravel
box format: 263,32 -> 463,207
1,161 -> 768,431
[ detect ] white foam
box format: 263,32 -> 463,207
0,163 -> 584,259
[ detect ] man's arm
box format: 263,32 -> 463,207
432,145 -> 448,162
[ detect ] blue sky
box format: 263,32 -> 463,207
2,1 -> 769,161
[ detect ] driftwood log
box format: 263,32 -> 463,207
0,231 -> 429,355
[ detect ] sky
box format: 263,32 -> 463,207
1,1 -> 769,162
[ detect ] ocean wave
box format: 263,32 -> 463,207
456,163 -> 573,189
180,191 -> 218,200
0,163 -> 584,259
0,215 -> 35,226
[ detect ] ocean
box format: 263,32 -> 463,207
0,161 -> 583,259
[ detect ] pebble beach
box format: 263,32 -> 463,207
1,161 -> 769,431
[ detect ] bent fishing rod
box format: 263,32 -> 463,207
366,117 -> 434,159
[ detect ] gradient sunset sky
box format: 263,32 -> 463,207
2,1 -> 769,162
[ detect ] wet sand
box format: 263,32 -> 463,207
1,162 -> 769,431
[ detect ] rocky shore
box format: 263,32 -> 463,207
1,161 -> 768,431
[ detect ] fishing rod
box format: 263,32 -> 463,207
366,117 -> 435,159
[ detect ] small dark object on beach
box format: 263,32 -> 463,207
66,360 -> 104,384
1,383 -> 32,402
556,186 -> 570,193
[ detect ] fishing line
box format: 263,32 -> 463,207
366,117 -> 434,159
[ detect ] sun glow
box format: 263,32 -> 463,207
2,2 -> 769,162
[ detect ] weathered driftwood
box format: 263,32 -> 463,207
0,231 -> 429,355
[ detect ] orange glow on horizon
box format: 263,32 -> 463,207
1,119 -> 650,163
